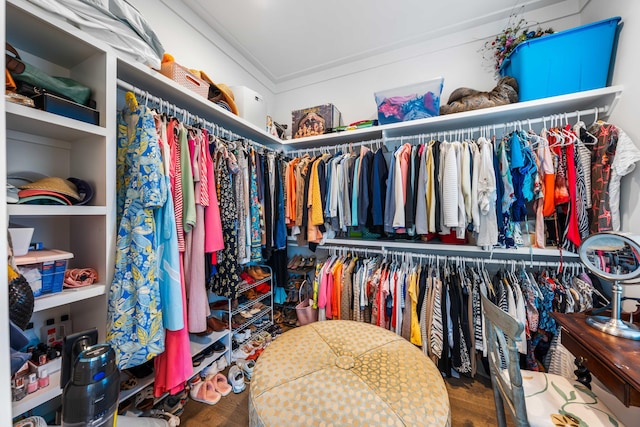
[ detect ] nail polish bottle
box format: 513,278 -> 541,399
27,373 -> 38,394
13,377 -> 26,401
38,369 -> 49,388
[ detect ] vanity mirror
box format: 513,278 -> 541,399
579,232 -> 640,340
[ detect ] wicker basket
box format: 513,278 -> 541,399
160,61 -> 209,99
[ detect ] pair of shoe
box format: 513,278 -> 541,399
189,373 -> 231,405
227,365 -> 246,393
201,355 -> 228,377
233,329 -> 251,343
246,265 -> 270,280
235,359 -> 256,382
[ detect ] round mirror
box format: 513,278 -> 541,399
579,232 -> 640,283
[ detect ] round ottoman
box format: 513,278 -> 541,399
249,320 -> 450,427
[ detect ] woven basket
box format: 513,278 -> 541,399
160,61 -> 209,99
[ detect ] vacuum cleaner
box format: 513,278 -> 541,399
61,330 -> 120,426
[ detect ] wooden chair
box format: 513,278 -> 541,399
481,293 -> 624,427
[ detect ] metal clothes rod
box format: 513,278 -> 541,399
383,106 -> 606,145
319,244 -> 582,269
116,79 -> 276,153
286,137 -> 385,157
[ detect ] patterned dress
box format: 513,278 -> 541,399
107,100 -> 166,369
208,148 -> 241,298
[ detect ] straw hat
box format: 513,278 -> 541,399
19,177 -> 80,200
189,69 -> 238,115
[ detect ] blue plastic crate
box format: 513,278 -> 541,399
500,17 -> 621,101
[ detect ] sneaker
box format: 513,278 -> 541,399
216,356 -> 228,372
201,363 -> 219,378
227,365 -> 246,393
236,359 -> 256,381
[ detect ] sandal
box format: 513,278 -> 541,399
120,371 -> 138,391
134,384 -> 155,412
207,372 -> 232,397
189,377 -> 221,405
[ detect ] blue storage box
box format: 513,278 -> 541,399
15,249 -> 74,297
500,17 -> 621,101
374,77 -> 444,125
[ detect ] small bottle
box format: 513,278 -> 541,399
38,369 -> 49,388
40,318 -> 57,346
13,377 -> 26,401
27,373 -> 38,394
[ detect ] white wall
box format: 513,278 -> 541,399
126,0 -> 277,119
272,4 -> 581,130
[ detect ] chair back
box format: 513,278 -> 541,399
481,292 -> 529,427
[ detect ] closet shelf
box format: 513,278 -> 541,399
6,102 -> 107,140
33,284 -> 106,312
189,330 -> 229,357
7,205 -> 108,217
116,59 -> 281,147
12,370 -> 61,416
281,86 -> 623,147
318,238 -> 579,259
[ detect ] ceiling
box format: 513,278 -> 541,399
182,0 -> 564,85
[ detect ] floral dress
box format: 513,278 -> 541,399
208,148 -> 241,298
107,100 -> 166,369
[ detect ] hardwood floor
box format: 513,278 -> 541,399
179,374 -> 513,426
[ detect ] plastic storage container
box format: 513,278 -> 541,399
374,77 -> 444,125
499,17 -> 621,101
14,249 -> 74,296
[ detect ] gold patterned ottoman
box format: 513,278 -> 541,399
249,320 -> 451,427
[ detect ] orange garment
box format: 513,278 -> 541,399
286,158 -> 299,225
331,259 -> 344,319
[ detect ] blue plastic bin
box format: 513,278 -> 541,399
499,17 -> 621,101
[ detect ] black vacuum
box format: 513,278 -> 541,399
61,334 -> 120,426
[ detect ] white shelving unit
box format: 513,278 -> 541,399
6,0 -> 116,419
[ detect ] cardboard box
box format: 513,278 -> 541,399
292,104 -> 342,139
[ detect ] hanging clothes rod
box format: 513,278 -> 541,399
320,244 -> 583,270
286,137 -> 385,157
116,79 -> 276,153
383,106 -> 606,144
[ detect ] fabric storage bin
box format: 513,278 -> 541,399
499,17 -> 621,101
160,61 -> 210,99
15,249 -> 74,297
374,77 -> 444,125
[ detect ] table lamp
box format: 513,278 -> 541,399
579,232 -> 640,340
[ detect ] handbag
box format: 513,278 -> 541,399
6,43 -> 91,106
295,280 -> 318,326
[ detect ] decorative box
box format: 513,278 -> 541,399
292,103 -> 342,139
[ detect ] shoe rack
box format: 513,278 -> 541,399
229,265 -> 274,355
